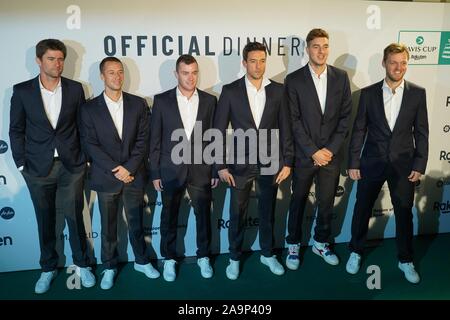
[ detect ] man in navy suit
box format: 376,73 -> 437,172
285,29 -> 352,270
9,39 -> 95,293
80,57 -> 160,290
346,44 -> 429,284
214,42 -> 294,280
149,54 -> 218,282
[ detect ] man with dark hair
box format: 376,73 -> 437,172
149,54 -> 218,281
80,57 -> 160,290
9,39 -> 95,294
285,28 -> 352,270
346,43 -> 428,284
214,42 -> 293,280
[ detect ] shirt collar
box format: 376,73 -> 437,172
176,87 -> 198,100
245,75 -> 270,91
39,76 -> 61,93
382,79 -> 405,93
308,63 -> 327,79
103,91 -> 123,105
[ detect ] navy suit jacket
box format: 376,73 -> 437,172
149,87 -> 217,189
348,80 -> 429,179
80,92 -> 150,192
285,64 -> 352,167
213,77 -> 294,180
9,76 -> 86,176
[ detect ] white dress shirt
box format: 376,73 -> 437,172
176,87 -> 199,139
308,63 -> 327,114
382,79 -> 404,131
104,92 -> 124,139
39,77 -> 62,156
245,76 -> 270,128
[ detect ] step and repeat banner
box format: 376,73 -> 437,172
0,0 -> 449,272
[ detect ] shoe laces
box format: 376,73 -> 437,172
40,271 -> 55,281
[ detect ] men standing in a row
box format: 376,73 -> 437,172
346,43 -> 429,284
214,42 -> 294,280
9,39 -> 96,293
149,55 -> 218,281
80,57 -> 160,290
285,29 -> 352,270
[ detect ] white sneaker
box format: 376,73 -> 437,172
163,259 -> 177,282
225,259 -> 240,280
35,270 -> 57,294
197,257 -> 213,279
312,240 -> 339,265
77,266 -> 96,288
286,244 -> 300,270
100,269 -> 116,290
260,255 -> 285,276
134,262 -> 160,279
346,252 -> 362,274
398,262 -> 420,284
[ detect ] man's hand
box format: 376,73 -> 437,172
218,169 -> 235,187
153,179 -> 163,192
211,178 -> 219,189
408,170 -> 422,182
312,148 -> 333,166
275,166 -> 292,184
348,169 -> 361,180
112,165 -> 131,182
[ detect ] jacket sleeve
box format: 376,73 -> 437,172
9,85 -> 26,168
149,96 -> 163,180
412,88 -> 429,174
213,86 -> 231,172
348,89 -> 368,169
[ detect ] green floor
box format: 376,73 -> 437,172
1,233 -> 449,300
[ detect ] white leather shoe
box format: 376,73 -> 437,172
197,257 -> 213,279
260,255 -> 285,275
100,269 -> 116,290
225,259 -> 240,280
346,252 -> 362,274
163,259 -> 177,282
134,262 -> 160,279
398,262 -> 420,284
35,270 -> 57,294
77,266 -> 96,288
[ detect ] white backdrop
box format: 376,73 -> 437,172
0,0 -> 449,272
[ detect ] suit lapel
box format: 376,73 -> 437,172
323,66 -> 333,118
259,81 -> 272,129
190,90 -> 206,140
391,81 -> 410,134
98,93 -> 122,142
121,93 -> 129,143
55,77 -> 67,130
170,88 -> 189,140
32,76 -> 55,131
303,66 -> 323,117
376,81 -> 392,134
239,77 -> 257,129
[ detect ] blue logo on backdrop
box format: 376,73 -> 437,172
0,207 -> 15,220
0,140 -> 8,154
0,175 -> 6,185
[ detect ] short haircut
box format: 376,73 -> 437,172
243,42 -> 267,61
306,28 -> 329,46
383,43 -> 410,62
36,39 -> 67,59
99,56 -> 122,73
176,54 -> 197,72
